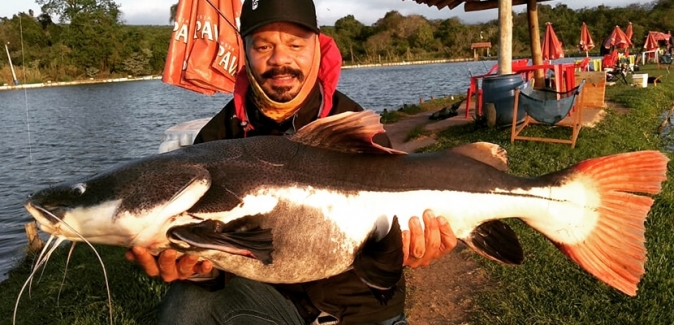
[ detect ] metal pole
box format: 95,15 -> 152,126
5,43 -> 19,85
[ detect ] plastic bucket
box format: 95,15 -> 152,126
632,73 -> 648,88
482,73 -> 525,127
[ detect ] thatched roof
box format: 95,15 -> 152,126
411,0 -> 552,12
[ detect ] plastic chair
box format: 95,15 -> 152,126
575,57 -> 591,72
602,50 -> 619,70
464,58 -> 530,117
510,80 -> 586,148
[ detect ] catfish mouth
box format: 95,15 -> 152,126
25,201 -> 61,222
24,201 -> 64,234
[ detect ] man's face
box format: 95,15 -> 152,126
245,22 -> 317,102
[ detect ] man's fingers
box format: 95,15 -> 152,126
422,210 -> 441,259
158,249 -> 179,282
195,260 -> 214,275
409,216 -> 425,259
401,230 -> 411,266
131,246 -> 160,277
177,254 -> 199,279
124,249 -> 136,262
438,216 -> 458,254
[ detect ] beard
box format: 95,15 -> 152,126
260,66 -> 305,102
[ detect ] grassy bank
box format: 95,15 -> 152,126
1,65 -> 673,324
421,65 -> 674,324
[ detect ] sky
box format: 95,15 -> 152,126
1,0 -> 641,26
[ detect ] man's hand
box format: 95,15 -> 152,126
402,209 -> 457,268
125,246 -> 214,282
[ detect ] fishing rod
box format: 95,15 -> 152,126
19,14 -> 33,166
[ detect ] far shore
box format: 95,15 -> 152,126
0,58 -> 480,91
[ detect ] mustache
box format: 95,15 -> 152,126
261,67 -> 304,81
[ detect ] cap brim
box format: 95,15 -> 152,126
241,19 -> 319,37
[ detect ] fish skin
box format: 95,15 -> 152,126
24,111 -> 669,297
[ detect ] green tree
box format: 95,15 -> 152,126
123,48 -> 152,76
36,0 -> 121,23
334,15 -> 366,62
61,9 -> 119,72
169,3 -> 178,24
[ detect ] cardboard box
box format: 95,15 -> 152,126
575,71 -> 606,108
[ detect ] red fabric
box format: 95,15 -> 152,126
162,0 -> 216,95
542,22 -> 564,61
625,22 -> 633,46
576,57 -> 591,71
162,0 -> 244,95
644,31 -> 672,51
578,22 -> 595,53
233,34 -> 343,131
602,50 -> 619,68
603,25 -> 632,49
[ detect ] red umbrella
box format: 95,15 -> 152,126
602,25 -> 632,49
162,0 -> 245,95
643,32 -> 662,51
625,22 -> 633,47
578,22 -> 595,56
542,22 -> 564,61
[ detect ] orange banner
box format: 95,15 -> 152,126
163,0 -> 244,95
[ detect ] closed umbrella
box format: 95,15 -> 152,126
542,22 -> 564,62
643,32 -> 661,52
625,22 -> 633,48
162,0 -> 244,95
603,25 -> 631,50
578,22 -> 594,57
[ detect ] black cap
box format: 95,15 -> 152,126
240,0 -> 319,37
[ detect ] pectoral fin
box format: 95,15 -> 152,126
463,220 -> 523,265
168,219 -> 274,264
353,216 -> 404,305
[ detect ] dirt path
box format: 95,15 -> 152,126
382,105 -> 489,324
383,99 -> 615,324
383,103 -> 475,153
404,245 -> 488,325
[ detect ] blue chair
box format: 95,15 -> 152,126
510,80 -> 586,148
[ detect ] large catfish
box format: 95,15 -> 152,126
25,110 -> 668,298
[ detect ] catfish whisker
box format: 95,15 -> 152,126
14,236 -> 63,325
57,242 -> 77,307
35,207 -> 113,325
28,235 -> 55,298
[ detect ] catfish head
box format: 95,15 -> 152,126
24,157 -> 211,251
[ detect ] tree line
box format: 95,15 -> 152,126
1,0 -> 673,85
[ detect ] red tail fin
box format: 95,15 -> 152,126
556,151 -> 668,296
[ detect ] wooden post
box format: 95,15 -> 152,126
25,222 -> 44,253
527,0 -> 545,87
498,0 -> 513,75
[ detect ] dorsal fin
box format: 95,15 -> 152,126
449,142 -> 508,171
291,110 -> 406,154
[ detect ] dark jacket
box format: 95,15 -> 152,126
192,84 -> 402,324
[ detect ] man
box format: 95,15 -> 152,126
126,0 -> 457,324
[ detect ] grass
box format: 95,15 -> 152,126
405,126 -> 432,142
1,245 -> 168,325
2,65 -> 674,324
418,65 -> 674,325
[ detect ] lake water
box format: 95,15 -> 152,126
1,59 -> 581,282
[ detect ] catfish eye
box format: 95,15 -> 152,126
72,183 -> 87,196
